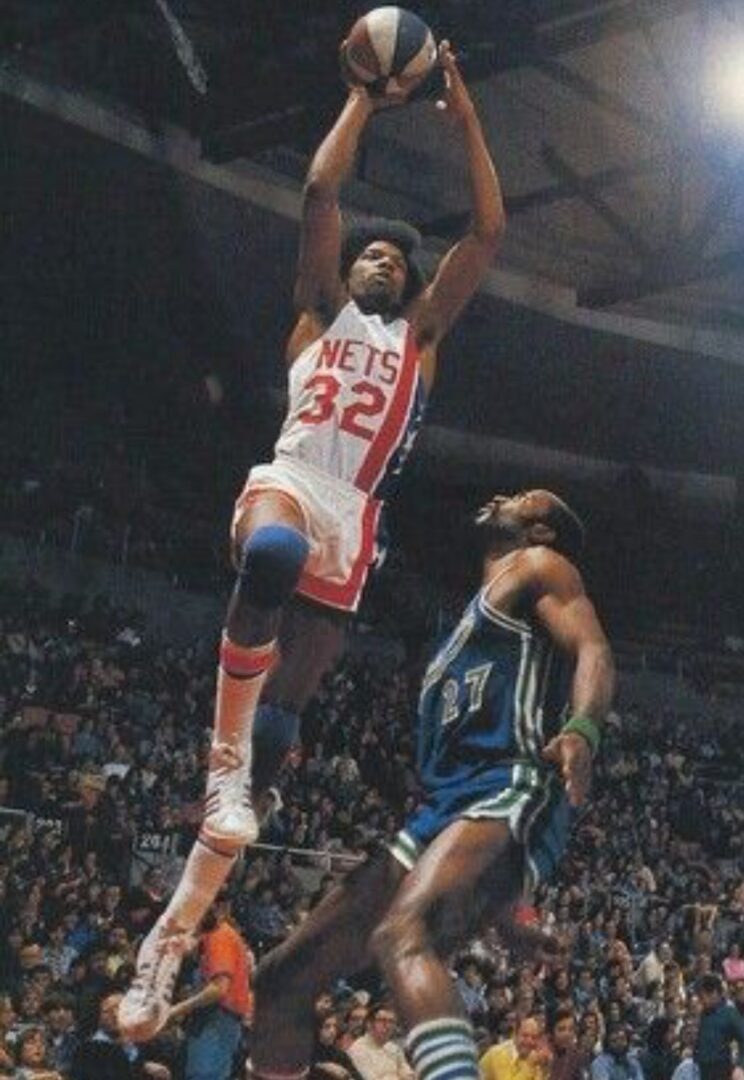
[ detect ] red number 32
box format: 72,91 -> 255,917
297,375 -> 386,442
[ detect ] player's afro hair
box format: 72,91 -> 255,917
341,217 -> 427,305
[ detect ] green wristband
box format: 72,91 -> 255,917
562,714 -> 601,756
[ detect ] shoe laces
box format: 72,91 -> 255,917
208,741 -> 243,772
130,927 -> 189,1001
207,742 -> 252,808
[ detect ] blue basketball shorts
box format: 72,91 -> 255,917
388,762 -> 574,892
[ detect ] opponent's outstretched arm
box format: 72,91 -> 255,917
414,42 -> 505,345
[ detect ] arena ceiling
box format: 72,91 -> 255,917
3,0 -> 744,336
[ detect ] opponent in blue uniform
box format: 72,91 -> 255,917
391,555 -> 574,891
252,489 -> 615,1080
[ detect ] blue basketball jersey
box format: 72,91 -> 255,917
416,587 -> 571,796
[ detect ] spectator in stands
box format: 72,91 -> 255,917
663,966 -> 687,1013
167,892 -> 253,1080
548,1006 -> 586,1080
670,1021 -> 700,1080
69,991 -> 170,1080
347,1003 -> 414,1080
10,1025 -> 63,1079
64,775 -> 112,864
239,883 -> 287,953
42,923 -> 77,983
14,987 -> 45,1036
0,994 -> 15,1075
694,975 -> 744,1080
74,948 -> 116,1034
455,957 -> 488,1025
123,870 -> 168,939
311,1010 -> 364,1080
480,1015 -> 550,1080
591,1026 -> 644,1080
25,970 -> 54,1013
315,993 -> 337,1023
723,947 -> 744,988
40,993 -> 79,1076
338,1001 -> 370,1052
636,944 -> 673,995
544,970 -> 573,1024
483,982 -> 511,1037
15,945 -> 45,993
639,1019 -> 677,1080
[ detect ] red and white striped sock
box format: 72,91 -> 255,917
213,634 -> 278,767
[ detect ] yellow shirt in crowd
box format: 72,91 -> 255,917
480,1039 -> 549,1080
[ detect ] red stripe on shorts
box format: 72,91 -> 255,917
297,498 -> 381,612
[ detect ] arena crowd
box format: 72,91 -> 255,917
0,578 -> 743,1079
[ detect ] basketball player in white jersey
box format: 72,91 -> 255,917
119,42 -> 504,1041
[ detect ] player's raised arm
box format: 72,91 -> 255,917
293,90 -> 374,321
530,548 -> 615,805
412,42 -> 505,345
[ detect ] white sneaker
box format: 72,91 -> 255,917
201,742 -> 259,846
117,919 -> 194,1042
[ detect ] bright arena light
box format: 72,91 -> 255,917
705,35 -> 744,126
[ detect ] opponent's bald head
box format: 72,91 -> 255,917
475,489 -> 585,561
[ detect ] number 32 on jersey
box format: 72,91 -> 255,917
297,374 -> 387,442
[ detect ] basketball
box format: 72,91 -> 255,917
341,7 -> 437,97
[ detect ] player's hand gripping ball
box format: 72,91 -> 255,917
340,6 -> 436,103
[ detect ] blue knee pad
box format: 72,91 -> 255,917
252,704 -> 301,793
239,525 -> 309,610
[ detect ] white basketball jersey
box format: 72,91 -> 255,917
274,301 -> 426,497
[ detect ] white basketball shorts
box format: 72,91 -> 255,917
231,455 -> 382,613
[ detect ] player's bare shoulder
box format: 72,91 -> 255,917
520,545 -> 586,601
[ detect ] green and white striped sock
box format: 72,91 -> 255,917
406,1017 -> 479,1080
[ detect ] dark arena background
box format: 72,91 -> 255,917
1,3 -> 744,1079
